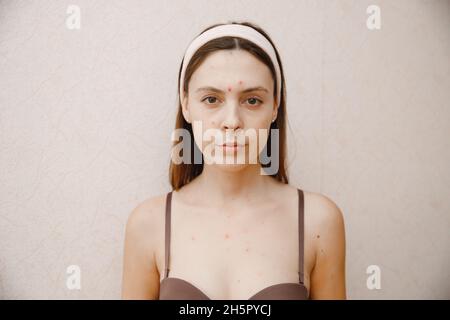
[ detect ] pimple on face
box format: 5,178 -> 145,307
227,81 -> 243,92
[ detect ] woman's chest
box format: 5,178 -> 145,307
155,202 -> 313,299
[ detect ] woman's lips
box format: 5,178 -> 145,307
217,143 -> 246,152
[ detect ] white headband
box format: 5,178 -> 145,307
179,24 -> 282,109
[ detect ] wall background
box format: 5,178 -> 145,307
0,0 -> 449,299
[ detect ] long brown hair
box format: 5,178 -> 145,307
169,21 -> 289,190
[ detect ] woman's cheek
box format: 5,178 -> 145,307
191,121 -> 215,152
191,120 -> 204,150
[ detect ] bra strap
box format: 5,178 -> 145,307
298,188 -> 305,284
164,191 -> 173,279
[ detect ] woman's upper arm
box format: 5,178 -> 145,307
121,198 -> 162,300
309,193 -> 347,300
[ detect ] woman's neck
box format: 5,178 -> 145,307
192,164 -> 277,209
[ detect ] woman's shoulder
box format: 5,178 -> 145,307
301,189 -> 346,253
286,184 -> 345,234
278,183 -> 345,225
124,192 -> 170,242
303,190 -> 345,224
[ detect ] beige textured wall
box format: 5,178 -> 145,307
0,0 -> 449,299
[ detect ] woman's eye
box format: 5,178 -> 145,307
202,96 -> 219,104
246,97 -> 263,106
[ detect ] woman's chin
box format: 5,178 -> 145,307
219,163 -> 248,171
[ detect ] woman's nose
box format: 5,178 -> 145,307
221,103 -> 242,130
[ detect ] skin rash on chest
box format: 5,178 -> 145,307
155,200 -> 315,295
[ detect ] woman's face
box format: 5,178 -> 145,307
181,49 -> 278,170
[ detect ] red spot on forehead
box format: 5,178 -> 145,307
227,86 -> 232,92
239,80 -> 243,85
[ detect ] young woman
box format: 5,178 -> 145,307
122,21 -> 346,300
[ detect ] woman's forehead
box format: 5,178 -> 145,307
189,50 -> 274,90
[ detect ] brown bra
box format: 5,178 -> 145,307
159,188 -> 309,300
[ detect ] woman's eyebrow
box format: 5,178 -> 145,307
195,86 -> 269,94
